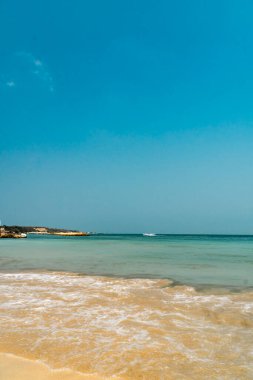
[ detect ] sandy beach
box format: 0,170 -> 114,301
2,0 -> 253,376
0,353 -> 109,380
0,271 -> 253,379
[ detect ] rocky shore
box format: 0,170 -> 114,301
0,226 -> 90,238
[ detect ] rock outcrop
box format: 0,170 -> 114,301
0,226 -> 89,238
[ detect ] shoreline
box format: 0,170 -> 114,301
0,268 -> 252,294
0,353 -> 111,380
1,270 -> 252,379
0,226 -> 90,239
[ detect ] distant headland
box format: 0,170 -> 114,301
0,226 -> 90,238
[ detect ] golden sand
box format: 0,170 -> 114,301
0,272 -> 253,379
0,353 -> 109,380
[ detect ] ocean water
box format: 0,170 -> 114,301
1,234 -> 253,379
0,234 -> 253,288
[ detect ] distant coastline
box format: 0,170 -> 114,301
0,225 -> 90,238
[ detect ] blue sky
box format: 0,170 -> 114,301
0,0 -> 253,233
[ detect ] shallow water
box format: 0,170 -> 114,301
0,235 -> 253,379
0,271 -> 253,379
1,234 -> 253,288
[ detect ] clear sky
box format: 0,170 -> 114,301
0,0 -> 253,233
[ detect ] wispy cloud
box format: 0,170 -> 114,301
6,80 -> 15,88
16,51 -> 54,92
34,59 -> 43,67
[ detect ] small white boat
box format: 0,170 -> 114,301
143,233 -> 156,237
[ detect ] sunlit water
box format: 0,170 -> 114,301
0,234 -> 253,379
1,234 -> 253,288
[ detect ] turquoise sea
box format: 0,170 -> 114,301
1,234 -> 253,379
1,234 -> 252,289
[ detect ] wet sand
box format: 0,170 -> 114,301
0,271 -> 253,379
0,353 -> 109,380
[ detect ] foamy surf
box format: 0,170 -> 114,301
0,271 -> 253,379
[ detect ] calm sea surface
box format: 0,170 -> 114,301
1,234 -> 252,288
